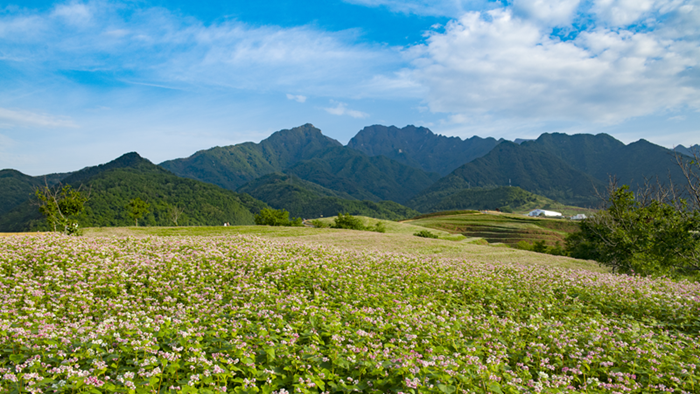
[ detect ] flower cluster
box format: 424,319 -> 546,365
0,233 -> 698,393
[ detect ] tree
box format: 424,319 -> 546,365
127,198 -> 150,226
254,208 -> 302,226
167,204 -> 185,226
331,213 -> 366,230
35,183 -> 88,235
566,184 -> 700,277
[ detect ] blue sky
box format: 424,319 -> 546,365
1,0 -> 699,175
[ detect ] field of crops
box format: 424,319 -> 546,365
404,212 -> 580,247
1,233 -> 699,394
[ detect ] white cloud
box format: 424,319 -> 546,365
341,0 -> 488,17
323,101 -> 369,118
286,94 -> 307,103
591,0 -> 691,26
0,108 -> 77,128
409,7 -> 700,123
0,2 -> 404,97
512,0 -> 583,26
52,1 -> 93,26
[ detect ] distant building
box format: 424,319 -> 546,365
571,214 -> 587,220
527,209 -> 562,217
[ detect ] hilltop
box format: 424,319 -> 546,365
0,153 -> 268,231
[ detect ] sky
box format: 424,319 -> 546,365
1,0 -> 699,175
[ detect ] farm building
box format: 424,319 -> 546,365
527,209 -> 562,217
571,214 -> 587,220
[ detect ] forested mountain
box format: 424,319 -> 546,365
407,186 -> 566,213
0,170 -> 69,216
414,141 -> 605,208
284,147 -> 440,203
160,124 -> 342,190
0,153 -> 268,232
347,125 -> 499,175
2,124 -> 697,230
238,173 -> 418,220
521,133 -> 687,187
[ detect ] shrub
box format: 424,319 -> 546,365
254,208 -> 302,227
532,240 -> 548,253
566,185 -> 700,277
310,219 -> 328,228
515,240 -> 532,250
331,213 -> 366,230
373,221 -> 386,233
414,230 -> 439,239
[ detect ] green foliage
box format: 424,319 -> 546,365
331,213 -> 366,230
412,142 -> 603,208
161,124 -> 342,191
238,173 -> 419,220
414,229 -> 439,239
34,184 -> 88,235
373,221 -> 386,233
566,185 -> 700,277
329,213 -> 387,233
126,197 -> 150,226
532,240 -> 548,253
310,219 -> 328,228
549,241 -> 566,256
1,153 -> 270,231
285,146 -> 440,204
408,185 -> 591,216
254,208 -> 302,227
515,240 -> 533,251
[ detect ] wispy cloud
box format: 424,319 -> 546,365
0,108 -> 77,128
286,94 -> 307,103
342,0 -> 491,17
323,100 -> 369,118
0,2 -> 405,97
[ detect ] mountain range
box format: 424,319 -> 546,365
1,123 -> 695,231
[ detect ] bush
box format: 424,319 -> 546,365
515,240 -> 532,251
254,208 -> 302,227
331,213 -> 366,230
532,240 -> 548,253
565,185 -> 700,277
310,219 -> 328,228
414,230 -> 439,239
374,221 -> 386,233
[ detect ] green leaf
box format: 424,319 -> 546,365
438,384 -> 456,394
487,382 -> 504,394
9,354 -> 24,363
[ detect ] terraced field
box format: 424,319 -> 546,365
404,211 -> 580,246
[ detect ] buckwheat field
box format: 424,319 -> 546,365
1,234 -> 699,393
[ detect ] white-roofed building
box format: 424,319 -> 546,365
527,209 -> 562,217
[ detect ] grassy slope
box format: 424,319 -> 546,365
83,224 -> 607,273
407,185 -> 597,215
404,211 -> 581,247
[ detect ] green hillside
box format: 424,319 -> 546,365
522,133 -> 687,187
160,124 -> 342,190
407,186 -> 594,215
419,141 -> 604,207
0,153 -> 268,232
286,146 -> 440,203
238,173 -> 419,220
405,210 -> 581,246
0,169 -> 68,216
347,124 -> 499,175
